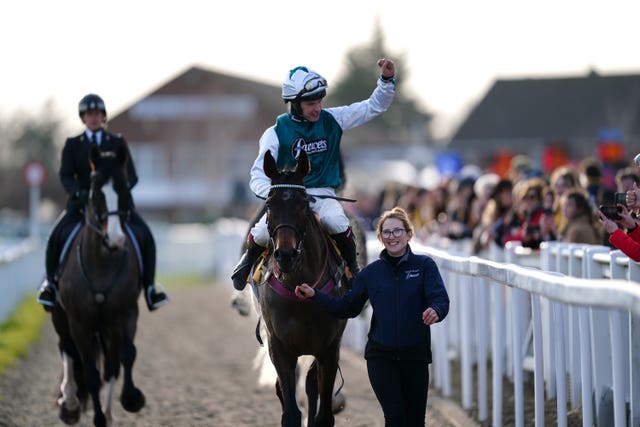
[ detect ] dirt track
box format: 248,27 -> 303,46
0,282 -> 475,427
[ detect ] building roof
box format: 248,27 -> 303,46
451,70 -> 640,142
109,65 -> 282,141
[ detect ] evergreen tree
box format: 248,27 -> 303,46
328,19 -> 433,145
0,101 -> 66,212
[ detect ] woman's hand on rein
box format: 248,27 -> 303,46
295,284 -> 315,299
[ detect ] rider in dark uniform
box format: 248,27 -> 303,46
37,94 -> 169,311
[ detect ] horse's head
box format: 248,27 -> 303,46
87,145 -> 133,250
264,149 -> 310,273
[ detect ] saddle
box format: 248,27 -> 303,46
55,220 -> 144,284
250,234 -> 348,292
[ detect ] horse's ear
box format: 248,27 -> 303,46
263,150 -> 278,179
89,145 -> 101,171
295,150 -> 310,178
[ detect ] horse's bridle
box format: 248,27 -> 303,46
85,183 -> 130,250
267,184 -> 309,254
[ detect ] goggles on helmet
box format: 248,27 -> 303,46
300,76 -> 327,98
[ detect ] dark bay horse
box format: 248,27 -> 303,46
51,144 -> 144,427
259,150 -> 347,427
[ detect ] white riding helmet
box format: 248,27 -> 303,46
282,66 -> 327,102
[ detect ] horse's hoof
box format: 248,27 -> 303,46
332,392 -> 346,414
59,402 -> 81,425
231,296 -> 250,317
121,387 -> 145,412
94,411 -> 107,427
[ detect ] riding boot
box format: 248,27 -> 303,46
231,236 -> 264,291
37,231 -> 62,312
137,227 -> 169,311
332,227 -> 360,285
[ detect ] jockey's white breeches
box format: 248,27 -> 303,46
250,189 -> 350,247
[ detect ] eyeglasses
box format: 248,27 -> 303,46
381,228 -> 406,238
523,193 -> 537,200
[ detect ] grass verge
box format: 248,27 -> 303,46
0,275 -> 215,376
0,293 -> 47,375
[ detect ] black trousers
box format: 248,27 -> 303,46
45,209 -> 156,288
366,358 -> 430,427
125,210 -> 156,287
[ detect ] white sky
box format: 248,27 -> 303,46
2,0 -> 639,139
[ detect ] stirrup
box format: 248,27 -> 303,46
37,279 -> 57,310
145,283 -> 169,311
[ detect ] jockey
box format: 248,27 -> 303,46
231,58 -> 396,291
37,94 -> 169,311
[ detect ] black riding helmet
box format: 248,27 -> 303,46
78,93 -> 107,118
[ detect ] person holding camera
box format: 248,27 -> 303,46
501,177 -> 556,249
598,175 -> 640,260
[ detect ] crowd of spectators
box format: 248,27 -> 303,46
346,154 -> 640,256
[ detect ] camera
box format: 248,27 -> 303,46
599,205 -> 622,220
614,192 -> 627,206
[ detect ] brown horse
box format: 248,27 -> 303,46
259,149 -> 347,427
51,144 -> 144,427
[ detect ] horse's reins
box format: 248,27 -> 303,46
256,184 -> 357,203
76,238 -> 129,305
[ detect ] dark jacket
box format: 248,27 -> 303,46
312,245 -> 450,362
59,130 -> 137,211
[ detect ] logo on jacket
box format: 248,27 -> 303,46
292,137 -> 328,158
405,269 -> 420,280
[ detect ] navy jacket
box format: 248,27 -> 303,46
59,131 -> 137,211
312,245 -> 450,362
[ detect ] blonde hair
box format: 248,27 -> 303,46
376,207 -> 414,241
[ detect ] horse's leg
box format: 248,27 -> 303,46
253,345 -> 277,388
314,345 -> 340,427
70,324 -> 107,427
99,323 -> 121,425
57,351 -> 81,425
269,338 -> 301,427
52,307 -> 83,424
119,315 -> 145,412
102,378 -> 116,426
305,358 -> 319,427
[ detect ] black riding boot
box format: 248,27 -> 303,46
134,221 -> 169,311
37,224 -> 65,311
332,227 -> 360,285
231,238 -> 264,291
